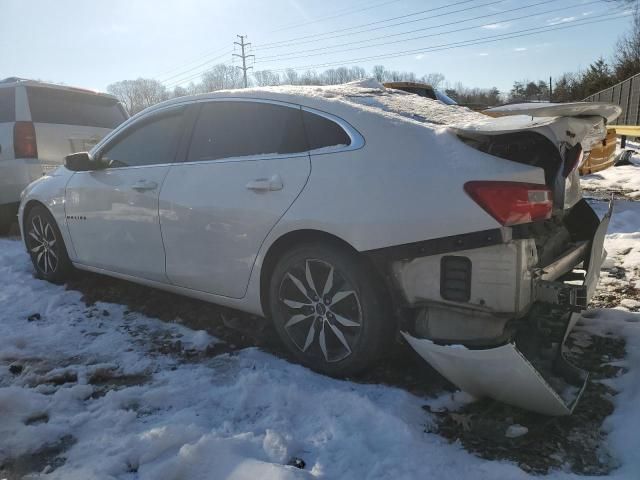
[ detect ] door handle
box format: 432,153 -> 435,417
245,174 -> 283,192
131,180 -> 158,192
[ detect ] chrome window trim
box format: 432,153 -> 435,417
179,152 -> 310,167
91,97 -> 366,165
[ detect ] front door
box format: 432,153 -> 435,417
65,108 -> 185,282
160,100 -> 312,298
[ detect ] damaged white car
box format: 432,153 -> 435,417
18,81 -> 620,416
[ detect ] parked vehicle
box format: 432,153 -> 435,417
578,128 -> 617,175
19,81 -> 620,415
0,78 -> 128,233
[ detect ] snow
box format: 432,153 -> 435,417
0,239 -> 523,479
486,102 -> 622,123
159,79 -> 487,129
2,229 -> 640,479
582,144 -> 640,199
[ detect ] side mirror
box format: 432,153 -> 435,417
64,152 -> 103,172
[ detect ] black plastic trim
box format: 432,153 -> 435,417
364,228 -> 504,262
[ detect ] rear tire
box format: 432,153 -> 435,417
25,205 -> 73,283
268,242 -> 392,377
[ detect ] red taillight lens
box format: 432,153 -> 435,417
464,181 -> 553,226
14,121 -> 38,158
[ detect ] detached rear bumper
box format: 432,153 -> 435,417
402,199 -> 613,415
403,312 -> 585,416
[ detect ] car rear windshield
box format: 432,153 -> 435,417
26,87 -> 126,128
0,88 -> 15,122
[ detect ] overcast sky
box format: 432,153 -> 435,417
0,0 -> 633,93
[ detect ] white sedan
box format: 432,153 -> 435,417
19,81 -> 619,415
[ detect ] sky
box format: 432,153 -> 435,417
0,0 -> 635,94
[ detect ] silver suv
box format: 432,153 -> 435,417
0,78 -> 128,232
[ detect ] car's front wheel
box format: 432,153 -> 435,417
268,242 -> 392,376
25,205 -> 73,283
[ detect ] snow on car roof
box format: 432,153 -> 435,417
157,79 -> 486,128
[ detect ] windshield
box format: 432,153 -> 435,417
435,90 -> 457,105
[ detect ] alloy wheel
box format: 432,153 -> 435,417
278,259 -> 362,363
27,215 -> 59,275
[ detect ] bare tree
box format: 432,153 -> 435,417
107,78 -> 169,115
200,64 -> 244,92
421,73 -> 445,89
253,70 -> 281,86
283,69 -> 299,85
614,5 -> 640,80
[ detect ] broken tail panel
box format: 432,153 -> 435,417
403,199 -> 612,415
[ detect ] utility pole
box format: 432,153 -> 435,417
549,76 -> 553,102
233,35 -> 254,88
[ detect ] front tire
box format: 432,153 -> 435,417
268,242 -> 392,376
25,205 -> 73,283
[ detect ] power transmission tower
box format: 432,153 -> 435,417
233,35 -> 254,88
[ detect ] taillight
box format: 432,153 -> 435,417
464,181 -> 553,226
562,143 -> 583,177
14,121 -> 38,158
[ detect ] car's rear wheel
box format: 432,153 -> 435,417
25,205 -> 73,283
268,242 -> 391,376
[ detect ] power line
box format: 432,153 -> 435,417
261,12 -> 631,74
256,0 -> 590,54
255,0 -> 603,64
153,45 -> 233,79
254,0 -> 498,49
164,62 -> 232,89
268,0 -> 403,33
159,49 -> 233,84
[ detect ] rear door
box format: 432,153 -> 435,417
65,107 -> 185,282
160,100 -> 311,298
26,86 -> 127,172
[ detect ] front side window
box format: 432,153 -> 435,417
188,101 -> 308,161
100,111 -> 184,168
27,87 -> 127,128
0,88 -> 15,123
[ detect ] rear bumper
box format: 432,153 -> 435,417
403,311 -> 586,416
402,199 -> 613,415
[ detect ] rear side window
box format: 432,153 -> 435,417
302,110 -> 351,151
100,111 -> 184,168
27,87 -> 127,128
188,101 -> 308,161
0,88 -> 15,122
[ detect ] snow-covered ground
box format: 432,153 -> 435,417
582,141 -> 640,199
1,156 -> 640,478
